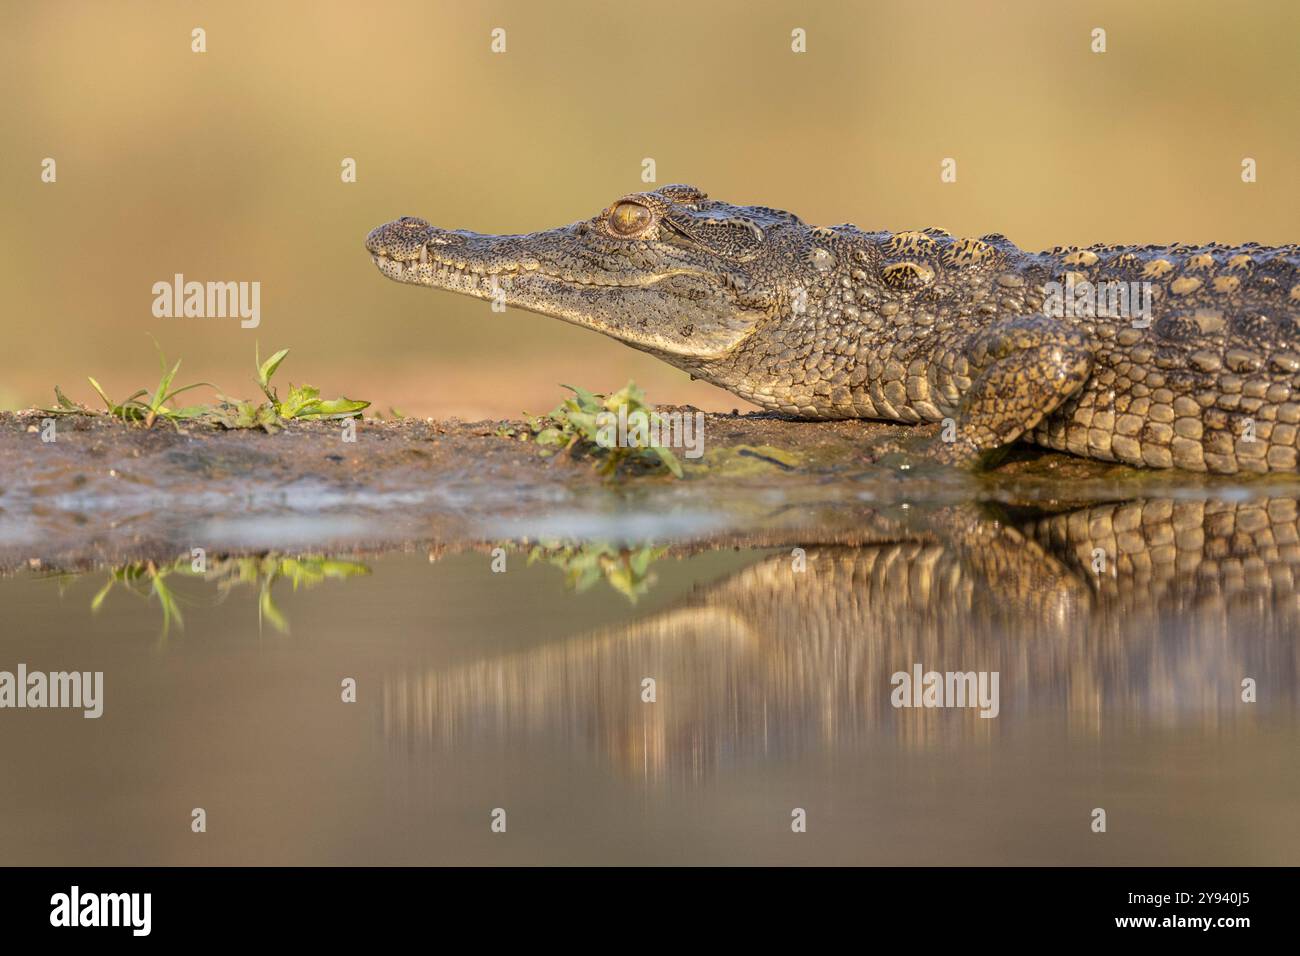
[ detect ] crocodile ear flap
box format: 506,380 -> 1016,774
656,184 -> 708,203
663,211 -> 765,260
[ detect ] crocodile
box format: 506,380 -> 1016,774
366,184 -> 1300,473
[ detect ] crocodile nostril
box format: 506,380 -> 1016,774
364,226 -> 387,253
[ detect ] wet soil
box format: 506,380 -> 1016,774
4,409 -> 1297,572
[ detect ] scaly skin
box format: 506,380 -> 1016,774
367,185 -> 1300,473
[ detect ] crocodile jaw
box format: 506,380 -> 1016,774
366,218 -> 764,361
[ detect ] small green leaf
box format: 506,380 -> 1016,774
654,446 -> 683,478
167,405 -> 212,420
86,376 -> 114,411
151,358 -> 183,413
89,578 -> 115,613
258,348 -> 290,390
298,397 -> 369,420
151,574 -> 183,640
259,586 -> 289,634
562,383 -> 602,410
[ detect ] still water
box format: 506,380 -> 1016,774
2,496 -> 1298,865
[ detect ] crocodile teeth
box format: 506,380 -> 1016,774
418,244 -> 428,264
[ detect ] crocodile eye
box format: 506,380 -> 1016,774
608,201 -> 653,237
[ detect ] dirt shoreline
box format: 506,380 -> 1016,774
2,409 -> 1295,571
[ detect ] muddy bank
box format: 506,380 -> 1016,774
3,409 -> 1297,571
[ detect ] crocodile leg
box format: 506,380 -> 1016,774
932,315 -> 1094,466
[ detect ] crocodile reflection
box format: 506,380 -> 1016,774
383,497 -> 1300,779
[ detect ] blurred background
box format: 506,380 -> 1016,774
1,0 -> 1297,419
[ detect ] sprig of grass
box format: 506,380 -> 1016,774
43,340 -> 369,432
88,553 -> 370,637
89,560 -> 186,641
45,336 -> 216,426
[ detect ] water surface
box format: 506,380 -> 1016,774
3,494 -> 1297,865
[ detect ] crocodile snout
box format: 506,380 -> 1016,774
365,216 -> 437,259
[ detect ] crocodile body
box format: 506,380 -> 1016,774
367,185 -> 1300,472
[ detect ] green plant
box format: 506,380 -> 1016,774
523,382 -> 683,478
89,560 -> 188,640
526,541 -> 667,602
87,552 -> 371,638
43,341 -> 370,433
42,338 -> 215,427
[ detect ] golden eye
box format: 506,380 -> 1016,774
608,201 -> 653,236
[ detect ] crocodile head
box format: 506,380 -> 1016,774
365,184 -> 815,365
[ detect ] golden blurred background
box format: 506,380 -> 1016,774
2,0 -> 1297,418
